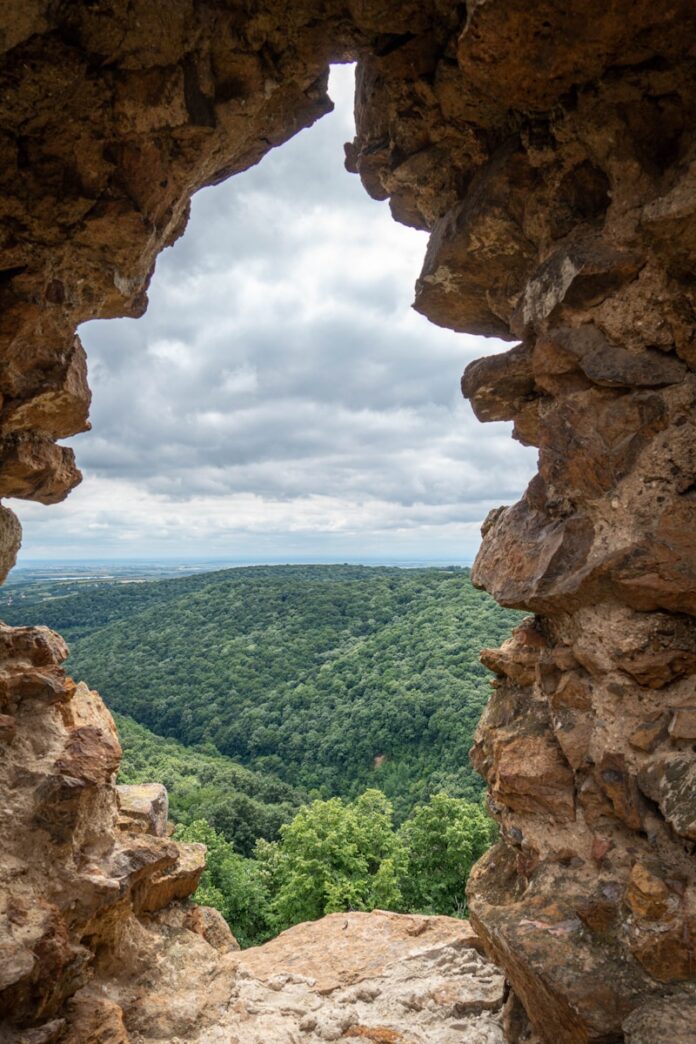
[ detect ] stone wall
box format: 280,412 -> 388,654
0,1 -> 694,1040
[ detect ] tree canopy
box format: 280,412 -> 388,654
5,564 -> 520,820
176,788 -> 494,946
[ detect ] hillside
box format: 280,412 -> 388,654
2,564 -> 519,819
115,713 -> 306,855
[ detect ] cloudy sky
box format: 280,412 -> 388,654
15,65 -> 535,564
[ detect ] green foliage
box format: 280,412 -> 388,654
116,713 -> 304,855
3,565 -> 512,944
259,789 -> 406,932
178,790 -> 497,946
5,564 -> 520,819
398,793 -> 495,917
173,820 -> 272,949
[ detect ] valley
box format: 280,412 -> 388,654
2,563 -> 518,943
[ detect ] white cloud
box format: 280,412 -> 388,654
12,65 -> 535,563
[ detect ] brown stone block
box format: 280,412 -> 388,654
536,325 -> 686,391
631,920 -> 696,982
620,628 -> 696,690
638,754 -> 696,841
623,995 -> 696,1043
575,882 -> 622,933
0,712 -> 16,741
596,753 -> 644,831
625,863 -> 673,922
134,842 -> 206,914
492,734 -> 575,822
628,716 -> 668,753
0,502 -> 21,584
613,498 -> 696,615
462,342 -> 537,425
472,488 -> 599,613
513,239 -> 643,336
668,707 -> 696,741
480,618 -> 548,686
538,387 -> 668,500
468,843 -> 652,1042
2,336 -> 91,439
414,152 -> 538,338
0,433 -> 82,504
551,708 -> 593,771
55,725 -> 121,787
116,783 -> 169,837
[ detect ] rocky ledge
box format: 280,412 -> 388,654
64,910 -> 506,1044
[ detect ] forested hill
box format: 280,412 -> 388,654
2,564 -> 520,817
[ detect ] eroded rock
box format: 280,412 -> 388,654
64,910 -> 506,1043
0,0 -> 695,1040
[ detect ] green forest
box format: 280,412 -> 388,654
3,564 -> 517,942
175,790 -> 496,947
5,565 -> 519,816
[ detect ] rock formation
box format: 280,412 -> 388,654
66,909 -> 507,1043
0,1 -> 694,1040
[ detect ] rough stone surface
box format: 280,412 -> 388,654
0,624 -> 204,1035
116,783 -> 169,838
0,1 -> 695,1041
63,910 -> 506,1043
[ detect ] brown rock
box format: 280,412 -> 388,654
575,883 -> 621,933
628,716 -> 668,753
3,337 -> 91,439
185,904 -> 240,953
472,490 -> 597,613
0,504 -> 21,584
613,500 -> 696,616
618,617 -> 696,688
0,712 -> 16,741
596,753 -> 644,831
134,842 -> 206,914
551,709 -> 593,772
414,154 -> 537,338
0,3 -> 695,1042
116,783 -> 169,837
462,343 -> 537,426
590,836 -> 613,864
625,864 -> 672,922
61,996 -> 128,1044
513,240 -> 643,336
668,707 -> 696,741
623,995 -> 696,1042
538,387 -> 668,500
468,843 -> 652,1043
66,910 -> 504,1041
491,734 -> 575,822
638,754 -> 696,841
480,618 -> 548,686
0,434 -> 82,504
540,325 -> 687,390
630,920 -> 696,982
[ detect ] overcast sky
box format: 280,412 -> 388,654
15,65 -> 535,564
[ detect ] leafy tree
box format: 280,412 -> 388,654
4,564 -> 514,926
175,791 -> 497,948
398,793 -> 495,916
258,790 -> 405,932
173,820 -> 271,948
